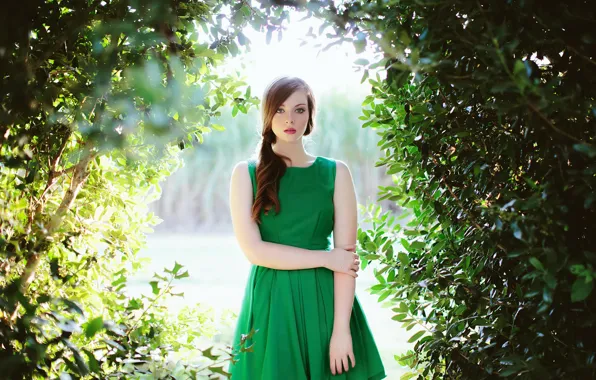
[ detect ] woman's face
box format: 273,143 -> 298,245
270,89 -> 310,143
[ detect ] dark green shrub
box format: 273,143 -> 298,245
302,0 -> 596,378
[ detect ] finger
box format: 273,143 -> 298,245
337,358 -> 344,374
330,357 -> 335,375
343,355 -> 350,372
353,253 -> 358,259
349,352 -> 356,368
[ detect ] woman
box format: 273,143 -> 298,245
228,76 -> 386,379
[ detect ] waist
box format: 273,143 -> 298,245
262,238 -> 331,251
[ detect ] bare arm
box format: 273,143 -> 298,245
329,160 -> 359,375
229,161 -> 329,270
331,160 -> 358,332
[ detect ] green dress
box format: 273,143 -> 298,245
228,156 -> 386,380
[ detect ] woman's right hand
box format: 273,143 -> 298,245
325,245 -> 360,278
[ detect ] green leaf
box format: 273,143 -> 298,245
365,241 -> 377,252
360,69 -> 370,84
103,320 -> 125,336
403,229 -> 419,236
511,221 -> 523,240
83,349 -> 100,373
85,317 -> 104,338
400,372 -> 418,380
392,313 -> 408,321
513,59 -> 526,75
398,251 -> 410,265
59,298 -> 85,316
210,365 -> 231,376
500,367 -> 523,377
398,302 -> 408,312
202,346 -> 217,360
410,241 -> 426,250
571,277 -> 593,302
407,330 -> 425,343
149,281 -> 160,295
354,39 -> 366,54
573,143 -> 596,158
404,321 -> 417,331
111,275 -> 127,287
62,339 -> 89,375
529,257 -> 544,271
378,289 -> 392,302
103,338 -> 125,351
175,270 -> 189,279
171,261 -> 184,275
401,238 -> 413,253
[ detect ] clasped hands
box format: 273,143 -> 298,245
325,244 -> 360,278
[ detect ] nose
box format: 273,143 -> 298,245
285,115 -> 294,124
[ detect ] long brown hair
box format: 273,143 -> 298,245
251,76 -> 316,223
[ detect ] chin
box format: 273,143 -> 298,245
280,135 -> 303,143
274,131 -> 304,142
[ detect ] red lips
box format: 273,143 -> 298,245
284,129 -> 296,134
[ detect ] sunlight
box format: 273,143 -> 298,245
219,11 -> 379,98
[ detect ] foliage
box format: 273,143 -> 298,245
0,0 -> 276,378
298,1 -> 596,379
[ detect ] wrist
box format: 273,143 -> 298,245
332,322 -> 350,333
319,250 -> 330,269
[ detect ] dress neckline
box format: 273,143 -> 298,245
286,156 -> 320,169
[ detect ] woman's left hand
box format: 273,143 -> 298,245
329,328 -> 355,375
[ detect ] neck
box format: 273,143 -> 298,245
272,139 -> 310,164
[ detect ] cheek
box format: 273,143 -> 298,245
272,115 -> 284,128
297,112 -> 309,123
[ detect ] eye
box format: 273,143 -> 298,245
276,108 -> 284,114
295,108 -> 306,114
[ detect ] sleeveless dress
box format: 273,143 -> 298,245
228,156 -> 386,380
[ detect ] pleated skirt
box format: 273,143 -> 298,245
227,265 -> 386,379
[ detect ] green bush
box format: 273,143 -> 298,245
302,1 -> 596,378
0,0 -> 273,377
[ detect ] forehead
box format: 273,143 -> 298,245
281,89 -> 308,106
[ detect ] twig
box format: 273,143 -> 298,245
126,276 -> 174,337
527,102 -> 592,146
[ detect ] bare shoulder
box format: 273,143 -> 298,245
332,159 -> 357,205
232,160 -> 249,172
334,159 -> 353,180
230,161 -> 251,186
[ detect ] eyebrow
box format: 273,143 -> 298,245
280,103 -> 307,107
